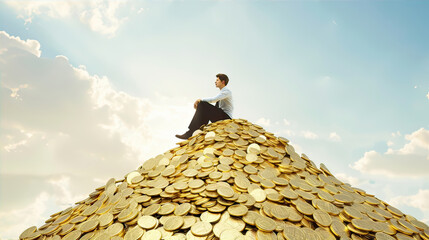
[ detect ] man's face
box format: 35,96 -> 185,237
215,77 -> 224,88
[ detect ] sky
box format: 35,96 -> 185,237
1,0 -> 429,239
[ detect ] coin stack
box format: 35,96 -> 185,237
19,119 -> 429,240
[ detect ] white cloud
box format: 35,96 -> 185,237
335,173 -> 362,187
0,175 -> 85,240
5,0 -> 134,37
352,128 -> 429,177
0,31 -> 193,239
389,189 -> 429,224
329,132 -> 341,142
387,140 -> 394,147
80,0 -> 128,37
427,91 -> 429,101
256,117 -> 270,127
0,31 -> 41,57
390,189 -> 429,211
332,20 -> 337,25
283,118 -> 290,126
301,130 -> 318,140
391,131 -> 401,137
282,129 -> 295,137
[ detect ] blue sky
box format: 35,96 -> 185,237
1,0 -> 429,239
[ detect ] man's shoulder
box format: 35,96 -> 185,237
223,87 -> 232,93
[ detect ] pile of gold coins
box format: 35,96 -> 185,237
19,119 -> 429,240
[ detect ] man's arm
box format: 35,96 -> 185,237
202,89 -> 231,104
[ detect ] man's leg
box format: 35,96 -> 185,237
188,101 -> 215,132
176,101 -> 229,139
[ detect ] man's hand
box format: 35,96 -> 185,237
194,99 -> 201,109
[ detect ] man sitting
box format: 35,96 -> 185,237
175,73 -> 233,139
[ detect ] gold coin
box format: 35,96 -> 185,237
99,213 -> 113,228
334,193 -> 353,204
220,228 -> 244,240
189,179 -> 205,189
245,153 -> 258,163
209,171 -> 223,180
62,230 -> 82,240
314,227 -> 336,240
126,171 -> 141,185
288,207 -> 303,222
255,215 -> 276,232
234,176 -> 250,189
138,215 -> 158,229
81,205 -> 98,216
332,220 -> 351,238
217,187 -> 235,198
60,224 -> 75,236
107,223 -> 124,237
390,218 -> 413,235
191,221 -> 213,236
247,143 -> 261,154
351,219 -> 372,232
344,206 -> 364,219
208,204 -> 227,213
164,216 -> 184,231
124,226 -> 144,240
313,209 -> 332,227
143,204 -> 161,215
19,226 -> 37,239
174,203 -> 192,216
222,149 -> 234,156
250,188 -> 266,202
200,211 -> 221,223
398,219 -> 419,233
271,205 -> 289,220
295,200 -> 315,216
93,233 -> 110,240
70,215 -> 87,224
158,203 -> 176,215
80,219 -> 99,233
260,179 -> 275,188
295,189 -> 316,201
282,226 -> 305,240
242,211 -> 259,226
375,232 -> 396,240
280,188 -> 298,200
367,211 -> 386,222
347,223 -> 368,235
183,169 -> 199,177
227,205 -> 248,217
182,216 -> 197,229
317,190 -> 335,202
272,177 -> 288,186
142,229 -> 162,240
243,165 -> 258,175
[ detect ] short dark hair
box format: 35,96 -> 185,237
216,73 -> 229,86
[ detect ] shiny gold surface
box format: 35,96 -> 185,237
18,119 -> 428,240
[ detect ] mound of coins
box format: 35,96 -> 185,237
19,119 -> 429,240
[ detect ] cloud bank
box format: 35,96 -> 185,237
5,0 -> 135,37
0,31 -> 192,239
352,128 -> 429,177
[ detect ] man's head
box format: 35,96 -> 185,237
215,73 -> 229,89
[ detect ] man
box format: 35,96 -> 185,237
175,73 -> 233,139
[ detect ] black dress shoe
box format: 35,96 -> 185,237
175,130 -> 192,139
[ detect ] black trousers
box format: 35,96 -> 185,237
188,101 -> 231,132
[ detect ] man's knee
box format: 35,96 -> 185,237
197,101 -> 210,110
